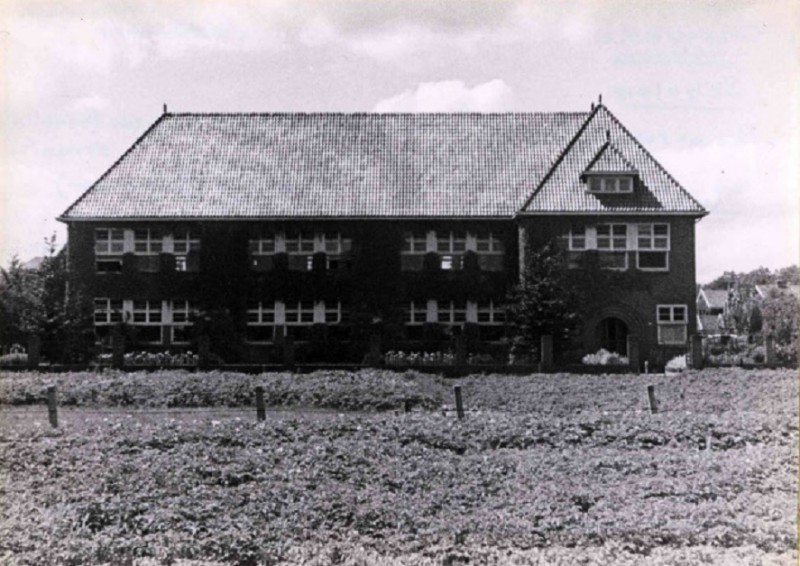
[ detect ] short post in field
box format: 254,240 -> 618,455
112,330 -> 125,370
765,335 -> 777,369
46,386 -> 58,428
627,336 -> 640,375
404,399 -> 412,414
27,335 -> 41,370
644,360 -> 649,375
198,335 -> 210,370
647,384 -> 658,414
255,386 -> 266,422
540,334 -> 553,372
690,334 -> 704,370
454,385 -> 465,420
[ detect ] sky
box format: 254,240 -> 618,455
1,0 -> 798,283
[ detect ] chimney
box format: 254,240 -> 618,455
163,103 -> 168,114
599,94 -> 603,105
591,102 -> 595,111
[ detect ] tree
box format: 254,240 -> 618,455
748,303 -> 763,335
507,242 -> 580,362
762,288 -> 798,346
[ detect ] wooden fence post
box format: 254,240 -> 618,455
198,335 -> 210,370
690,334 -> 704,370
765,335 -> 777,368
404,399 -> 412,414
255,386 -> 266,422
46,386 -> 58,428
453,385 -> 465,420
647,384 -> 658,414
540,335 -> 553,372
284,335 -> 295,370
112,330 -> 125,370
27,335 -> 41,370
627,336 -> 640,375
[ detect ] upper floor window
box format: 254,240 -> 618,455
657,305 -> 688,345
438,301 -> 467,325
249,235 -> 276,255
476,232 -> 503,254
568,227 -> 587,251
170,300 -> 197,344
437,232 -> 466,271
95,229 -> 125,254
134,229 -> 163,254
322,233 -> 352,271
402,232 -> 427,254
93,298 -> 123,324
246,301 -> 277,343
285,234 -> 315,254
285,301 -> 315,325
404,301 -> 427,325
477,301 -> 506,325
324,302 -> 348,324
586,175 -> 634,194
173,230 -> 200,254
637,224 -> 670,271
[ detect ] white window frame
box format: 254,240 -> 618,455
657,304 -> 688,345
246,301 -> 277,344
402,232 -> 428,254
635,223 -> 670,272
473,232 -> 503,254
437,301 -> 467,325
436,231 -> 467,254
249,235 -> 276,255
130,300 -> 164,343
172,230 -> 200,254
93,298 -> 124,325
568,227 -> 588,251
477,301 -> 506,325
322,233 -> 352,255
170,300 -> 196,344
324,301 -> 345,324
285,301 -> 315,325
404,301 -> 427,325
133,229 -> 164,255
586,175 -> 634,194
95,228 -> 126,255
285,234 -> 315,254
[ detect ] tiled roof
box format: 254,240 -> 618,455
583,142 -> 637,174
522,106 -> 706,214
699,288 -> 730,310
61,112 -> 590,220
698,314 -> 725,334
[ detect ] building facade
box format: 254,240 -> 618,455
59,105 -> 707,366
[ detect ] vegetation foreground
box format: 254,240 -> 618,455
0,369 -> 796,565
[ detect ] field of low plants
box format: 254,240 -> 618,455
0,368 -> 796,565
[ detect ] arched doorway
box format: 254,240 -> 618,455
596,317 -> 629,355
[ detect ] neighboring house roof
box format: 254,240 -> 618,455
697,314 -> 725,335
583,142 -> 638,175
521,106 -> 706,215
60,112 -> 590,220
755,283 -> 800,299
21,257 -> 44,270
697,287 -> 729,311
59,105 -> 707,221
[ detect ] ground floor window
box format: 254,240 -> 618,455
657,305 -> 688,345
597,317 -> 629,355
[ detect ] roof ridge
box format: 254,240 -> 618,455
165,111 -> 592,117
58,114 -> 170,221
516,105 -> 602,214
599,106 -> 707,215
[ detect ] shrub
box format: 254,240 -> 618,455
581,349 -> 629,366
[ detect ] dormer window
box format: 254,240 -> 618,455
586,175 -> 634,194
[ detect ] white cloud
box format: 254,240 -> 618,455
373,79 -> 513,112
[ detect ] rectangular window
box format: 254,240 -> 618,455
173,230 -> 200,254
249,235 -> 276,255
323,233 -> 352,270
285,301 -> 315,325
568,226 -> 587,251
636,224 -> 670,271
285,234 -> 314,253
133,229 -> 163,254
95,229 -> 125,254
402,232 -> 427,254
657,305 -> 688,345
438,301 -> 467,324
596,224 -> 627,250
404,301 -> 427,325
246,301 -> 276,343
475,231 -> 503,253
437,232 -> 466,253
325,302 -> 346,324
477,301 -> 505,324
131,300 -> 163,344
170,300 -> 196,344
586,176 -> 634,194
93,298 -> 123,324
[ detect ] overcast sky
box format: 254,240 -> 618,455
1,0 -> 798,282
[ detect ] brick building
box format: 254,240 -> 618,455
59,104 -> 707,366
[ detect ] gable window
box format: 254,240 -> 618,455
586,176 -> 634,194
170,300 -> 196,344
246,301 -> 276,343
95,229 -> 124,272
636,224 -> 670,271
657,305 -> 688,345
